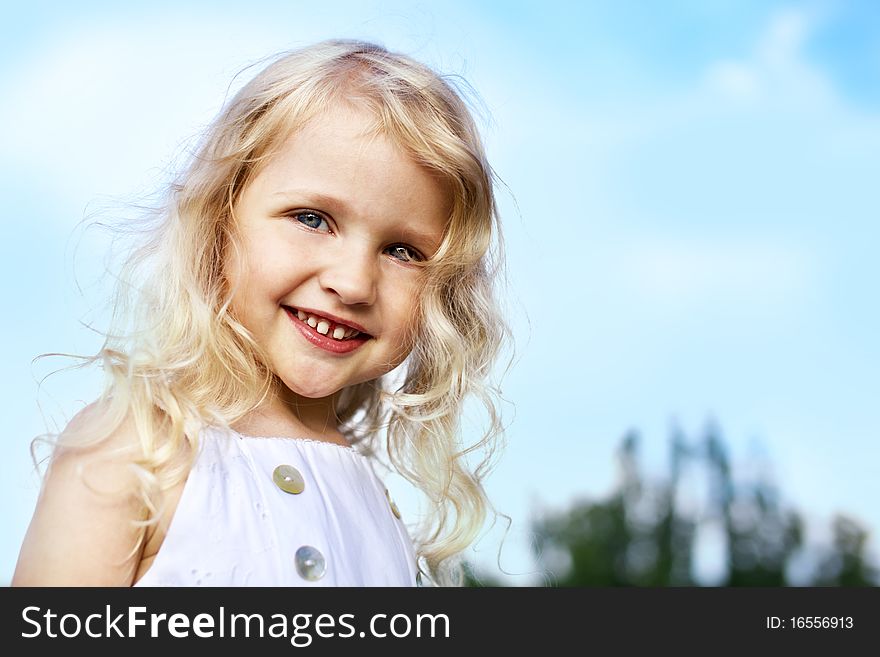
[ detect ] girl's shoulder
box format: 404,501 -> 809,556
46,400 -> 148,489
12,401 -> 149,586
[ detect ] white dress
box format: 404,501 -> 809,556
134,426 -> 418,586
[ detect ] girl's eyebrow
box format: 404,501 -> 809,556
271,189 -> 352,215
399,229 -> 441,253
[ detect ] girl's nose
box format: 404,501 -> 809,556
318,249 -> 378,306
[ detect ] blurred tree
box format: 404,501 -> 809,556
813,515 -> 878,586
466,424 -> 879,587
530,431 -> 696,586
703,425 -> 802,586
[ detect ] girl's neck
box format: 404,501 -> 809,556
232,388 -> 349,446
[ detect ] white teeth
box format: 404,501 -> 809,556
295,309 -> 363,340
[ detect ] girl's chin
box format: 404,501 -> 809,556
279,382 -> 342,401
270,365 -> 383,400
276,372 -> 368,401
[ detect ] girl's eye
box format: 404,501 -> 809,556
291,210 -> 330,232
386,244 -> 424,263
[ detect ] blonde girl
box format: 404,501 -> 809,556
13,39 -> 507,587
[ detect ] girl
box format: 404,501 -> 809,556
13,40 -> 508,587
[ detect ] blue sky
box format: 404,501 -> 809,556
1,1 -> 878,584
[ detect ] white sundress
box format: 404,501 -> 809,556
134,426 -> 418,586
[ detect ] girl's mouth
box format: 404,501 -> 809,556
283,306 -> 372,354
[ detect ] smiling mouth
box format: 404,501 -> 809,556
283,306 -> 372,342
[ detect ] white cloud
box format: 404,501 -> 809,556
757,9 -> 812,69
0,14 -> 292,207
704,8 -> 835,109
617,239 -> 814,308
570,8 -> 875,313
706,60 -> 760,101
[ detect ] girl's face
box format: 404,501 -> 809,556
226,105 -> 450,403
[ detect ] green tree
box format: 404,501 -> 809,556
814,515 -> 878,586
531,431 -> 696,586
703,425 -> 802,586
509,424 -> 879,587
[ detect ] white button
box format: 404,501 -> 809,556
295,545 -> 326,581
273,464 -> 305,494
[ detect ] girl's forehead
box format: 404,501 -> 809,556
283,104 -> 394,152
272,96 -> 448,173
270,109 -> 440,182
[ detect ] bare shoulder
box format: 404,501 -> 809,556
12,401 -> 149,586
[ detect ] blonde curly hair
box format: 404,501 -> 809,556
53,39 -> 509,587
